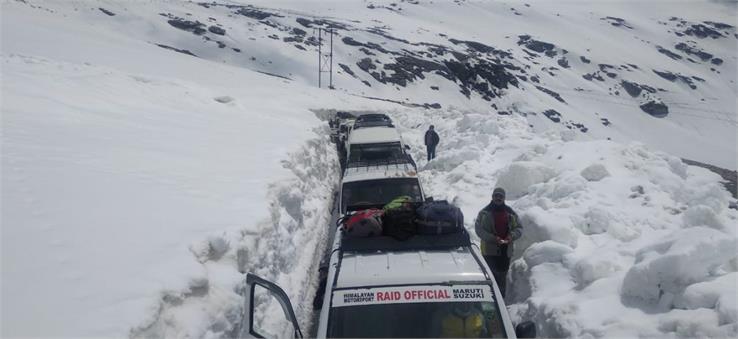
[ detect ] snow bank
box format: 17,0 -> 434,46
388,106 -> 738,338
621,227 -> 736,305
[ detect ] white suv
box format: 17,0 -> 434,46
239,228 -> 536,338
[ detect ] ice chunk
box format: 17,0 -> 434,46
580,163 -> 610,182
573,252 -> 625,287
683,204 -> 724,230
621,227 -> 737,304
496,161 -> 556,199
523,240 -> 574,267
674,273 -> 737,324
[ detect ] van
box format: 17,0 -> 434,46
239,227 -> 536,338
344,126 -> 417,170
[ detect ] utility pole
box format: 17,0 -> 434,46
316,27 -> 334,89
318,28 -> 322,88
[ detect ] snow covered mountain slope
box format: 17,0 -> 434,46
1,0 -> 736,338
10,0 -> 734,168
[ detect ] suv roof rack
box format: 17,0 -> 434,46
341,229 -> 472,253
353,120 -> 394,129
355,113 -> 391,122
353,114 -> 394,129
345,154 -> 417,169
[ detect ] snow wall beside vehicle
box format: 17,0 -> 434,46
131,127 -> 340,338
386,107 -> 737,338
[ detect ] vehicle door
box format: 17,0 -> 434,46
238,273 -> 303,338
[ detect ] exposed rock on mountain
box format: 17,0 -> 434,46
640,100 -> 669,117
518,35 -> 557,57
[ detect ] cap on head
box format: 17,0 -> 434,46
429,125 -> 435,130
492,187 -> 506,199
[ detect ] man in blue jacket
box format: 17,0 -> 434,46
424,125 -> 440,161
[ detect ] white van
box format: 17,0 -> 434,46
239,228 -> 536,338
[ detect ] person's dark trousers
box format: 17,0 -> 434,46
483,254 -> 511,297
427,145 -> 437,161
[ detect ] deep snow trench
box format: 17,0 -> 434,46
134,107 -> 735,338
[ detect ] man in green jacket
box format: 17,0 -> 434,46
474,187 -> 522,297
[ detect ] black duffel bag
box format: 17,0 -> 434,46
416,200 -> 464,235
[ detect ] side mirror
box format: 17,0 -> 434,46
425,196 -> 434,202
404,145 -> 411,151
515,321 -> 536,338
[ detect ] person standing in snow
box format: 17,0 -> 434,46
424,125 -> 440,161
474,187 -> 522,297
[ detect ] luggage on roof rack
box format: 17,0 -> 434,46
416,200 -> 465,235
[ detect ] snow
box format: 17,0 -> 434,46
2,0 -> 737,338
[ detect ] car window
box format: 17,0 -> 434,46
341,178 -> 422,212
349,142 -> 404,163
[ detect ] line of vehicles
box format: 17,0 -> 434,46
238,113 -> 537,338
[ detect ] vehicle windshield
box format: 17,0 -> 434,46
341,178 -> 422,212
328,285 -> 506,338
348,142 -> 404,163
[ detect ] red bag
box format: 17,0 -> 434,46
344,209 -> 384,238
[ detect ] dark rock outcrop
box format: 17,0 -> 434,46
703,21 -> 734,30
536,86 -> 566,103
208,26 -> 226,35
640,101 -> 669,118
518,35 -> 556,57
444,59 -> 518,99
156,44 -> 197,57
557,57 -> 570,68
653,70 -> 698,89
684,24 -> 724,39
656,46 -> 682,60
674,42 -> 712,61
621,80 -> 643,97
542,109 -> 562,122
99,8 -> 115,16
168,18 -> 207,35
621,80 -> 657,97
235,7 -> 277,20
583,72 -> 605,81
357,58 -> 377,72
601,16 -> 633,29
339,64 -> 355,77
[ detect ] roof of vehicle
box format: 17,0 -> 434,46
354,114 -> 393,129
342,162 -> 417,183
335,247 -> 487,288
356,113 -> 391,122
348,126 -> 402,145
